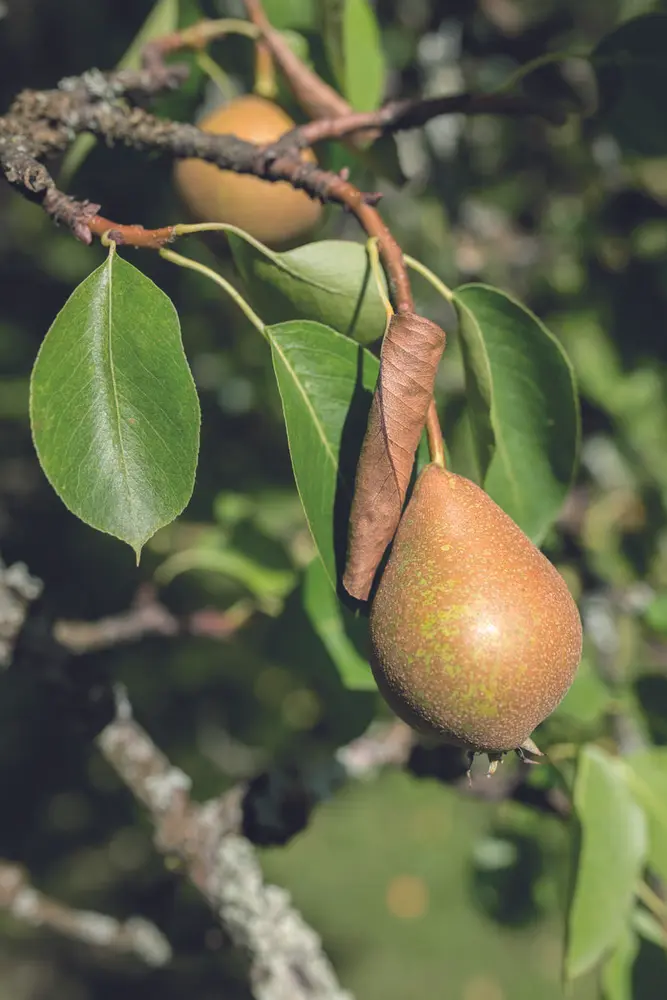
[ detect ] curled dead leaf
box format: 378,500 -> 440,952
343,311 -> 446,601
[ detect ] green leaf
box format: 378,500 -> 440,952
262,0 -> 315,30
643,592 -> 667,634
622,748 -> 667,884
267,320 -> 379,590
601,928 -> 639,1000
229,230 -> 388,345
59,0 -> 180,187
120,0 -> 180,70
552,656 -> 613,725
453,284 -> 579,542
592,14 -> 667,156
303,556 -> 374,689
30,248 -> 200,557
566,744 -> 647,981
631,906 -> 667,949
155,539 -> 296,608
321,0 -> 386,112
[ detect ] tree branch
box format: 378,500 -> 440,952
97,689 -> 352,1000
52,584 -> 256,654
0,861 -> 171,967
272,91 -> 566,154
0,558 -> 43,668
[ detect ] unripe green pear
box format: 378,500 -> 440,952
369,463 -> 582,756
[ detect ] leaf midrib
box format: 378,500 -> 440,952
104,253 -> 137,539
270,338 -> 340,475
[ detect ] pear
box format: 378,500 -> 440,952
174,95 -> 322,248
369,463 -> 582,757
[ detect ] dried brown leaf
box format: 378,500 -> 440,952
343,312 -> 446,601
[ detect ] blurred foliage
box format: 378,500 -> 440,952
3,0 -> 667,998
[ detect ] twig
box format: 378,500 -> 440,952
54,585 -> 179,653
1,32 -> 447,463
0,861 -> 171,967
242,0 -> 447,468
0,558 -> 43,668
273,91 -> 566,153
1,16 -> 563,250
97,691 -> 351,1000
142,17 -> 260,71
242,0 -> 356,126
53,585 -> 256,654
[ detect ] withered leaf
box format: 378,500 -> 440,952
343,311 -> 446,601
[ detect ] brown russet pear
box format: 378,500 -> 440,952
369,463 -> 582,756
174,95 -> 322,248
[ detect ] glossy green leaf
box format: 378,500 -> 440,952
566,744 -> 647,981
229,230 -> 388,345
303,555 -> 374,690
453,284 -> 579,542
592,14 -> 667,156
267,320 -> 379,590
601,928 -> 639,1000
322,0 -> 386,111
59,0 -> 180,187
622,748 -> 667,883
30,248 -> 200,557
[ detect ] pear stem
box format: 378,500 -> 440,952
426,402 -> 446,468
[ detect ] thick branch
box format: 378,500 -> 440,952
0,30 -> 563,250
97,693 -> 351,1000
0,861 -> 170,966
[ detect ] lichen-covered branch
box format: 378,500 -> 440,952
97,692 -> 352,1000
0,861 -> 171,967
0,559 -> 43,668
0,10 -> 563,248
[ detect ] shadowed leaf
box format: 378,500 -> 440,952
566,744 -> 647,981
454,284 -> 579,542
592,14 -> 667,156
229,231 -> 388,345
59,0 -> 180,187
267,320 -> 379,591
303,555 -> 374,689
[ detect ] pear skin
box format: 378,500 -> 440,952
174,95 -> 322,248
369,464 -> 582,754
